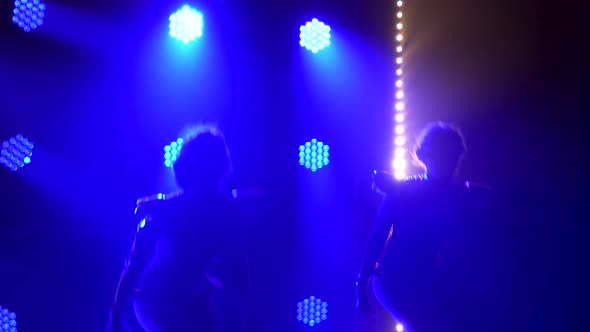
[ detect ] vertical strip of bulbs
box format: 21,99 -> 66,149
393,0 -> 407,180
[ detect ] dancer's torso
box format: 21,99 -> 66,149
380,177 -> 486,285
137,196 -> 234,300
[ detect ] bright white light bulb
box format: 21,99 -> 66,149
397,23 -> 403,30
396,34 -> 403,41
396,80 -> 403,87
397,1 -> 403,7
394,171 -> 406,180
395,147 -> 406,157
397,12 -> 403,18
396,69 -> 402,75
395,113 -> 405,123
396,57 -> 403,64
397,46 -> 403,52
393,158 -> 407,170
396,323 -> 404,332
396,91 -> 404,99
395,102 -> 405,111
395,125 -> 405,134
395,136 -> 406,146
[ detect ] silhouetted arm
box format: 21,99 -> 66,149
108,219 -> 157,331
358,194 -> 396,283
356,193 -> 397,313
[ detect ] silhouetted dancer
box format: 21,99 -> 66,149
108,126 -> 252,332
357,122 -> 494,332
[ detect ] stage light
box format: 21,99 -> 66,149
169,5 -> 203,44
393,159 -> 407,170
296,296 -> 328,327
12,0 -> 45,32
396,323 -> 404,331
0,306 -> 17,332
393,0 -> 407,178
299,18 -> 331,53
395,125 -> 405,135
299,139 -> 330,172
164,138 -> 184,168
395,136 -> 406,146
1,134 -> 34,172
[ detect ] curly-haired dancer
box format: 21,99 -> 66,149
357,122 -> 495,332
108,126 -> 251,332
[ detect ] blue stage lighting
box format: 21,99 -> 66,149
0,134 -> 34,172
12,0 -> 45,32
169,5 -> 204,44
299,139 -> 330,172
296,296 -> 328,327
299,18 -> 331,53
164,138 -> 184,168
0,306 -> 17,332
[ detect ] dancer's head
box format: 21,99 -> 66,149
414,122 -> 466,181
173,125 -> 233,195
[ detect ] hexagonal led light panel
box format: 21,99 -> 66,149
164,138 -> 184,168
0,134 -> 34,172
299,18 -> 331,53
0,306 -> 17,332
12,0 -> 45,32
296,296 -> 328,327
298,139 -> 330,172
169,5 -> 204,44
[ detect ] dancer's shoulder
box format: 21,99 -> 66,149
373,171 -> 427,192
134,191 -> 183,218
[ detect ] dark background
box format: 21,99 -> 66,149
1,0 -> 588,331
